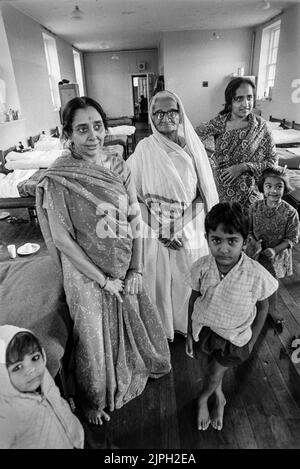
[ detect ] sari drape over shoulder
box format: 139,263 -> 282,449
196,112 -> 277,210
127,91 -> 219,340
36,153 -> 171,414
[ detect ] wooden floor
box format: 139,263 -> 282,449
1,122 -> 300,449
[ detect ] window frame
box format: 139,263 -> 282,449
42,32 -> 61,110
257,20 -> 281,100
73,48 -> 85,96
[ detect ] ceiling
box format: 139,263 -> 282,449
2,0 -> 299,51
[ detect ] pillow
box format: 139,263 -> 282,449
108,125 -> 136,136
267,121 -> 282,129
34,135 -> 62,151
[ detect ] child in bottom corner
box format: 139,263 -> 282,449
0,325 -> 84,449
248,167 -> 299,332
186,202 -> 278,432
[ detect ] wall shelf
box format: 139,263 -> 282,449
0,119 -> 25,126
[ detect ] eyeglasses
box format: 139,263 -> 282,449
232,95 -> 254,103
152,110 -> 179,121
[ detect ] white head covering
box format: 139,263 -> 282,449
149,90 -> 219,212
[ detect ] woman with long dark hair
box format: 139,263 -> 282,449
196,77 -> 277,211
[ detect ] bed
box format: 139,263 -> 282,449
107,116 -> 136,154
269,116 -> 300,215
0,130 -> 126,223
0,128 -> 61,222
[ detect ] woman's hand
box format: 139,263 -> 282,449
219,164 -> 246,185
159,237 -> 183,250
185,333 -> 194,358
103,278 -> 124,303
262,248 -> 276,260
124,271 -> 142,295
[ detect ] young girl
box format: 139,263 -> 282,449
186,202 -> 278,432
248,167 -> 299,331
0,325 -> 84,449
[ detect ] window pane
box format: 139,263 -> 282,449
273,28 -> 280,47
42,32 -> 61,109
271,47 -> 278,64
73,49 -> 85,96
268,65 -> 276,80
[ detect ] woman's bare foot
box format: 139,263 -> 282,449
84,409 -> 110,425
197,398 -> 210,430
211,394 -> 226,431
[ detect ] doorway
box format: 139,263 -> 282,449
132,75 -> 148,122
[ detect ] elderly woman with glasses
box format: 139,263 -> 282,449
196,77 -> 277,212
127,90 -> 219,341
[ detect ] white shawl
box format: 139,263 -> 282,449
127,90 -> 219,239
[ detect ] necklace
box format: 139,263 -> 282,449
218,270 -> 226,280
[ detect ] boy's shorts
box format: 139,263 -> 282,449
193,327 -> 251,367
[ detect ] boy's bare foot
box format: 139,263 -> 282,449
211,394 -> 226,431
84,409 -> 110,425
197,398 -> 210,430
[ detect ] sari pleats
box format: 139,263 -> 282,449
61,254 -> 171,412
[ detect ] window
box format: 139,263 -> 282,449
42,32 -> 61,109
73,49 -> 85,96
257,20 -> 281,100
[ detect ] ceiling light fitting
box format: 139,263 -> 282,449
71,5 -> 84,20
210,32 -> 220,41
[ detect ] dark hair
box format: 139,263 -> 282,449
6,331 -> 43,367
220,77 -> 256,115
205,202 -> 249,240
62,96 -> 107,141
258,166 -> 293,194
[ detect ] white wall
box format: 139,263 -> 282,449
0,3 -> 76,148
253,3 -> 300,122
84,49 -> 158,117
162,28 -> 253,126
158,38 -> 164,76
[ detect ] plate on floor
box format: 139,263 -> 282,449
0,211 -> 10,220
17,243 -> 40,256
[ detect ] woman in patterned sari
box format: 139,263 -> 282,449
36,97 -> 171,425
127,90 -> 219,341
196,77 -> 277,212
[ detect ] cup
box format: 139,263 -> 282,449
7,244 -> 17,259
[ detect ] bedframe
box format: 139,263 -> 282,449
269,116 -> 300,215
0,128 -> 60,222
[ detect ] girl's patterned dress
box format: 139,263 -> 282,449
248,199 -> 299,278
